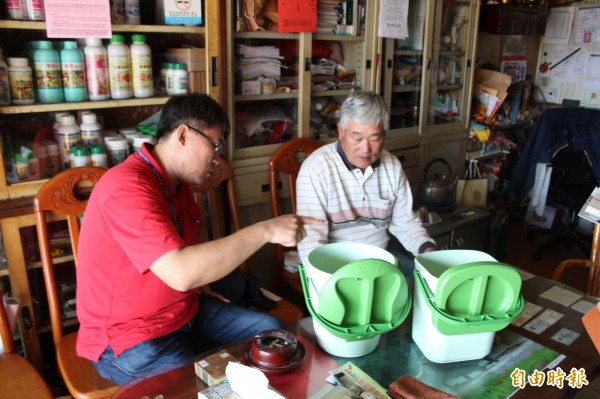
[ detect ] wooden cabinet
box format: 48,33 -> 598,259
380,0 -> 480,181
426,206 -> 490,251
225,1 -> 379,206
0,1 -> 222,371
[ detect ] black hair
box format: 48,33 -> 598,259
156,93 -> 230,141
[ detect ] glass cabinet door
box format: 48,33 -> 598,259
423,0 -> 478,137
380,0 -> 426,147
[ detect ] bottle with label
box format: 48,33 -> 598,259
7,57 -> 34,105
105,136 -> 129,166
110,0 -> 125,24
107,34 -> 132,99
6,0 -> 27,20
25,0 -> 44,20
71,146 -> 91,167
60,41 -> 88,102
45,141 -> 61,176
169,63 -> 188,95
90,145 -> 108,168
0,48 -> 11,105
83,38 -> 110,100
33,41 -> 63,104
56,114 -> 81,169
80,112 -> 102,145
130,34 -> 153,98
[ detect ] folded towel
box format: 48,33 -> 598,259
388,375 -> 459,399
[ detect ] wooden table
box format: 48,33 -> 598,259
112,272 -> 600,399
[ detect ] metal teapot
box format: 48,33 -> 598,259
417,158 -> 456,210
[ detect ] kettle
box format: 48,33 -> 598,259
417,158 -> 456,211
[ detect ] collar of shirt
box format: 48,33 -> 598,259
336,140 -> 381,171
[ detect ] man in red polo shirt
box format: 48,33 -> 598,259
76,93 -> 318,385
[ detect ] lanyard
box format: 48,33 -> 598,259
138,150 -> 184,238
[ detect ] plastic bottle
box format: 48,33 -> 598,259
33,41 -> 63,104
130,34 -> 153,98
45,141 -> 61,175
0,48 -> 11,105
104,136 -> 129,166
83,38 -> 110,101
132,134 -> 156,153
52,111 -> 69,142
125,0 -> 140,24
90,145 -> 108,168
24,0 -> 44,21
107,34 -> 132,99
71,146 -> 91,167
158,62 -> 168,94
6,0 -> 27,20
56,114 -> 81,169
170,63 -> 188,95
80,112 -> 102,145
7,57 -> 34,105
60,41 -> 87,102
110,0 -> 125,24
33,143 -> 48,177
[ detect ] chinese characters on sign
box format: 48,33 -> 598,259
510,367 -> 588,390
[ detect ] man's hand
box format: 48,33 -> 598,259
263,215 -> 326,247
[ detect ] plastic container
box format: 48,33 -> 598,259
45,141 -> 61,175
33,143 -> 48,177
7,57 -> 34,105
33,41 -> 63,104
158,62 -> 168,94
24,0 -> 44,21
71,146 -> 91,167
169,62 -> 188,95
412,250 -> 523,363
52,111 -> 69,142
83,38 -> 110,101
80,112 -> 102,145
105,136 -> 129,166
130,34 -> 154,98
61,41 -> 87,102
6,0 -> 27,20
110,0 -> 125,24
90,145 -> 108,168
0,49 -> 12,105
132,134 -> 155,152
56,114 -> 81,169
107,34 -> 132,99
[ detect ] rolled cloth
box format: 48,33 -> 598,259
388,375 -> 459,399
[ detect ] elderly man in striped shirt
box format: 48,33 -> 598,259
297,91 -> 436,277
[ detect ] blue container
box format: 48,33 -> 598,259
33,41 -> 64,104
60,41 -> 87,102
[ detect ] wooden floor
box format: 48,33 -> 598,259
504,219 -> 591,294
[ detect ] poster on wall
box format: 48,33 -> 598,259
500,35 -> 527,81
44,0 -> 111,38
573,5 -> 600,44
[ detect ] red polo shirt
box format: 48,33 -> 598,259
76,144 -> 201,361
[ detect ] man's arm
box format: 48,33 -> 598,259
151,215 -> 320,291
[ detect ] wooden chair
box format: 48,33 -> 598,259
33,167 -> 118,399
268,138 -> 322,294
192,157 -> 304,325
0,296 -> 53,398
552,223 -> 600,297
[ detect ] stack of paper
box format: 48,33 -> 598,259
471,69 -> 512,125
317,1 -> 342,34
236,44 -> 283,80
578,186 -> 600,224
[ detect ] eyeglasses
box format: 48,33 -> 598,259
185,124 -> 223,156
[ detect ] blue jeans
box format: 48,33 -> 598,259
386,237 -> 416,280
93,295 -> 283,385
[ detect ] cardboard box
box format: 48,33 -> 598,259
524,204 -> 561,230
188,71 -> 206,93
241,80 -> 261,95
163,0 -> 203,26
195,350 -> 240,386
167,48 -> 206,72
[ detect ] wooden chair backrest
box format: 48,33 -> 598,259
191,157 -> 248,274
33,166 -> 106,348
268,138 -> 321,217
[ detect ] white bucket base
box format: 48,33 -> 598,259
313,319 -> 380,358
412,279 -> 494,363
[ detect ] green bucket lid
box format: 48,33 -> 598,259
414,261 -> 524,335
299,260 -> 411,341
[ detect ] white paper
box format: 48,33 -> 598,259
226,362 -> 284,399
573,5 -> 600,44
540,285 -> 583,307
544,7 -> 575,44
523,308 -> 564,334
378,0 -> 409,39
